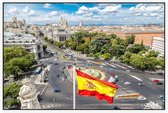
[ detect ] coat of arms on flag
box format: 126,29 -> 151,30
76,69 -> 118,104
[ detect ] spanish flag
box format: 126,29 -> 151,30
76,69 -> 118,104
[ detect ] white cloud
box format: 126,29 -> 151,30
44,3 -> 51,8
99,5 -> 121,14
134,13 -> 141,16
76,6 -> 89,14
129,4 -> 163,12
22,7 -> 35,16
8,7 -> 18,14
4,3 -> 164,25
82,12 -> 93,17
150,13 -> 158,17
48,11 -> 58,16
76,4 -> 121,15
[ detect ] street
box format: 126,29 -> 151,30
36,40 -> 165,109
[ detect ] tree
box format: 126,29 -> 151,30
56,42 -> 64,48
143,57 -> 157,70
110,34 -> 117,39
4,62 -> 20,78
127,44 -> 145,54
101,53 -> 111,60
4,53 -> 35,79
89,36 -> 112,54
4,82 -> 21,108
130,54 -> 146,70
121,51 -> 132,64
42,44 -> 47,52
146,50 -> 159,58
156,58 -> 164,69
30,32 -> 35,36
44,36 -> 48,41
4,46 -> 29,63
127,36 -> 135,44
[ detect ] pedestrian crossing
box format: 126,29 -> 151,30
41,103 -> 68,109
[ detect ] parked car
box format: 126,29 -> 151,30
158,95 -> 165,103
137,96 -> 146,100
34,67 -> 42,75
158,95 -> 164,99
156,82 -> 163,85
138,82 -> 144,86
156,70 -> 164,75
54,88 -> 61,93
153,79 -> 160,83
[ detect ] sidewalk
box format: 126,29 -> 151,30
34,74 -> 48,85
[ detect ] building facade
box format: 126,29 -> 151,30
43,17 -> 71,42
152,36 -> 164,56
4,32 -> 44,60
134,32 -> 164,47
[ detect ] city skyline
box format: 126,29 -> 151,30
4,3 -> 164,25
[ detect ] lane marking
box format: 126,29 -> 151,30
114,64 -> 127,69
104,62 -> 116,67
129,75 -> 143,81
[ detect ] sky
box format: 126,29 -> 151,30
4,3 -> 164,25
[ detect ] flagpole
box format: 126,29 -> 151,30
73,65 -> 76,109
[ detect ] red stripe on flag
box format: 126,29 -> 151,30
78,90 -> 114,104
76,69 -> 118,89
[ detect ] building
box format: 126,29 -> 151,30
58,17 -> 68,28
134,32 -> 164,47
4,16 -> 26,30
43,17 -> 71,42
79,21 -> 83,27
4,32 -> 44,60
52,28 -> 70,42
152,36 -> 164,56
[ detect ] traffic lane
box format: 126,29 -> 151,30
48,64 -> 73,109
49,64 -> 73,93
40,64 -> 73,109
76,88 -> 116,109
114,69 -> 164,107
76,91 -> 145,109
118,73 -> 163,101
126,71 -> 164,96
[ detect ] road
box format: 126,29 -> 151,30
37,39 -> 164,109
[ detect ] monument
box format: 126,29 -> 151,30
17,78 -> 41,109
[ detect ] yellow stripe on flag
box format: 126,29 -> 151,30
78,76 -> 117,97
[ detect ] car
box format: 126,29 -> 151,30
138,82 -> 144,86
158,95 -> 164,99
156,70 -> 164,75
126,70 -> 130,72
54,88 -> 61,93
57,74 -> 60,78
156,82 -> 163,85
109,67 -> 113,71
53,62 -> 59,65
158,95 -> 165,103
153,79 -> 160,83
137,96 -> 147,100
62,77 -> 65,81
124,81 -> 131,85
